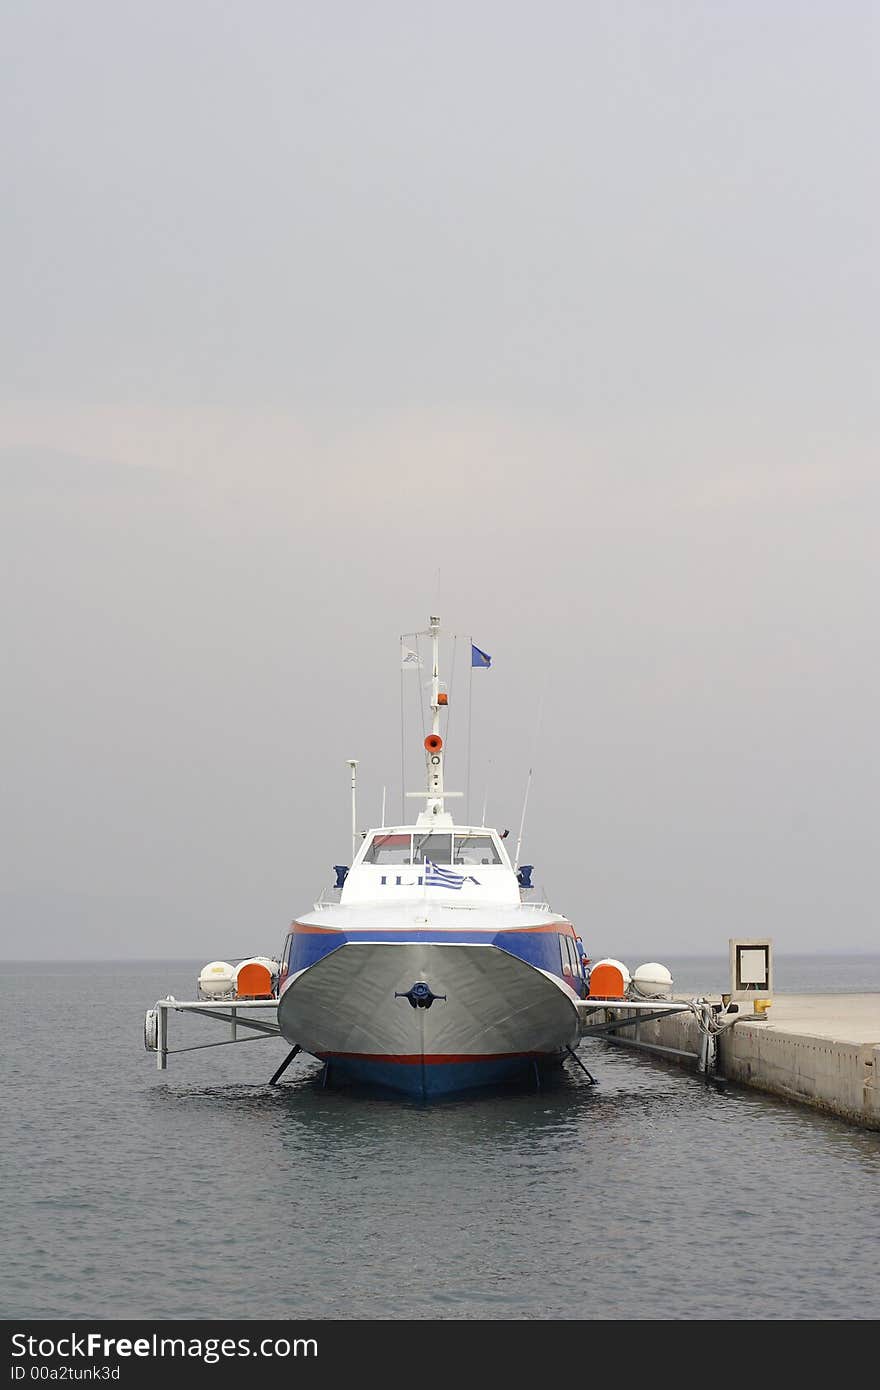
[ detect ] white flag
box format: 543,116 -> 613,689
401,647 -> 423,670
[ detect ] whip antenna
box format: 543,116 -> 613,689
514,681 -> 547,870
513,767 -> 533,872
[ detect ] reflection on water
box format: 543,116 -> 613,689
3,961 -> 880,1319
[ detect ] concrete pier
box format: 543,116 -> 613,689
597,994 -> 880,1132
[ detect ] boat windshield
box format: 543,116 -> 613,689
452,834 -> 501,866
411,833 -> 453,864
362,831 -> 503,866
363,834 -> 413,865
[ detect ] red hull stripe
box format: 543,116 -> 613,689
316,1051 -> 555,1065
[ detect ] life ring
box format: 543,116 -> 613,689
424,734 -> 443,752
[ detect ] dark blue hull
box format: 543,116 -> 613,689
316,1051 -> 562,1099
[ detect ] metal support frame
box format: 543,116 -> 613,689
577,1003 -> 694,1038
269,1045 -> 302,1086
150,997 -> 281,1071
577,998 -> 725,1074
565,1046 -> 598,1085
697,1027 -> 718,1074
157,999 -> 167,1071
600,1034 -> 701,1063
147,991 -> 727,1084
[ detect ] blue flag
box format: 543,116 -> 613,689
471,643 -> 492,668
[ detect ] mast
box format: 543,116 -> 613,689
425,614 -> 445,812
405,616 -> 461,823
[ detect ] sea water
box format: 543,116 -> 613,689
3,957 -> 879,1320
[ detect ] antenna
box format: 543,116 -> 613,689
514,681 -> 546,868
513,767 -> 533,871
480,757 -> 493,827
347,759 -> 358,863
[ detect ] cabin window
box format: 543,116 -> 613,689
453,834 -> 501,865
363,833 -> 413,865
279,934 -> 294,986
559,935 -> 577,976
411,832 -> 453,864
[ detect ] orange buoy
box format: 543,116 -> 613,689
587,963 -> 626,999
424,734 -> 443,752
236,961 -> 275,998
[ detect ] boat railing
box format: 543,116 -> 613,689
519,888 -> 550,910
313,886 -> 342,910
313,884 -> 551,911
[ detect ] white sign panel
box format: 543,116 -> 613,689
738,948 -> 768,985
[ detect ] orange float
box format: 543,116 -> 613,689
587,963 -> 626,999
235,961 -> 275,998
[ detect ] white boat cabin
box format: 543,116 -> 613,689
340,824 -> 524,906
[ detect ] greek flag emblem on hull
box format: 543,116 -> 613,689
425,859 -> 472,890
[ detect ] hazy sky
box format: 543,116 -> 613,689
2,1 -> 877,963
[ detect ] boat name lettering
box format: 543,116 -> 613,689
378,874 -> 482,887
